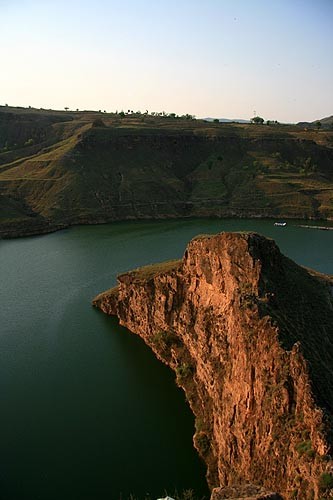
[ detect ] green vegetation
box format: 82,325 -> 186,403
318,472 -> 333,492
24,138 -> 34,146
251,116 -> 265,124
175,362 -> 194,382
151,329 -> 181,357
295,440 -> 315,459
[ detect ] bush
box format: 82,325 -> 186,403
318,472 -> 333,492
92,118 -> 107,128
176,362 -> 193,382
24,138 -> 34,146
296,440 -> 315,459
151,330 -> 179,351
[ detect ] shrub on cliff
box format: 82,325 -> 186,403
295,440 -> 315,459
318,472 -> 333,492
175,362 -> 193,382
151,330 -> 180,353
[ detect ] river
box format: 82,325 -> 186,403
1,219 -> 332,500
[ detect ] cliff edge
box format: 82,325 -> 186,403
93,232 -> 333,499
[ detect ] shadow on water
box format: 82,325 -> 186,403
90,312 -> 209,499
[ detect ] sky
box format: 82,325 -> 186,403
0,0 -> 332,122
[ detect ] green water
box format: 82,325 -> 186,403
1,219 -> 332,500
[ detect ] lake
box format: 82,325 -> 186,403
1,219 -> 332,500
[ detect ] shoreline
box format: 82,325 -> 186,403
1,213 -> 333,240
297,224 -> 333,231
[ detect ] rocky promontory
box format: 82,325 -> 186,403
93,232 -> 333,499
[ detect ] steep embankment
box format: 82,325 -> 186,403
1,108 -> 333,237
93,232 -> 333,500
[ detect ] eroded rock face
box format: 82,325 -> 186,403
211,484 -> 283,499
93,232 -> 333,499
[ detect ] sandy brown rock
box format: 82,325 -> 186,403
93,232 -> 333,499
211,484 -> 282,499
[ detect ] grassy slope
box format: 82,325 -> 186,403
0,107 -> 332,235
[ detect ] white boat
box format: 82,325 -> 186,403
274,222 -> 287,226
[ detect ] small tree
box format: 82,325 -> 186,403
64,107 -> 69,111
251,116 -> 264,124
182,113 -> 195,120
213,118 -> 219,123
315,121 -> 321,129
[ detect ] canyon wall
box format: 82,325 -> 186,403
93,232 -> 333,499
1,113 -> 333,238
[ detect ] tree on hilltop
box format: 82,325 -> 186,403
251,116 -> 264,124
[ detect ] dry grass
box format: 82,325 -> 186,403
119,259 -> 182,282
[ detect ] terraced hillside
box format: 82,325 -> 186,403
1,106 -> 333,237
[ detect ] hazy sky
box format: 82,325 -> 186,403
1,0 -> 332,122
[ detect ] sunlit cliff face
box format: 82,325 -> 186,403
94,232 -> 333,500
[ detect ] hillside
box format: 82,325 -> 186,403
297,115 -> 333,129
1,106 -> 333,237
320,115 -> 333,127
93,231 -> 333,500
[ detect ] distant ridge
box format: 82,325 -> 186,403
297,114 -> 333,128
204,117 -> 250,123
1,105 -> 333,238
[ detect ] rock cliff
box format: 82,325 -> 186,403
93,232 -> 333,499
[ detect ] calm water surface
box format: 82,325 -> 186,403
1,219 -> 333,500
